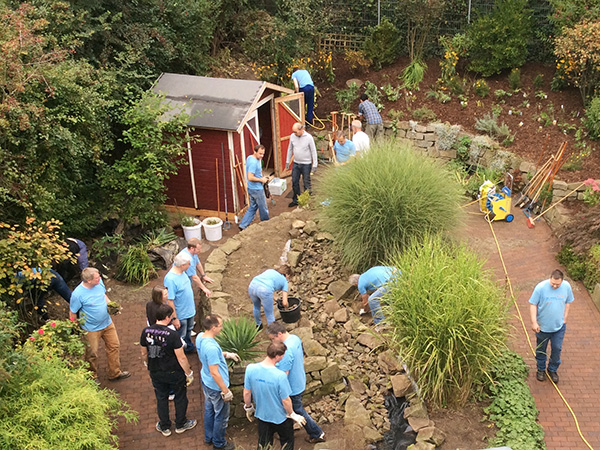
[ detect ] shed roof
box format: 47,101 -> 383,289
152,73 -> 292,132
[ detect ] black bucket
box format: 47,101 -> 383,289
277,297 -> 301,323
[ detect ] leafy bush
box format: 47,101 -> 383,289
455,136 -> 472,163
533,73 -> 545,89
364,81 -> 384,111
400,59 -> 427,90
438,34 -> 469,90
335,82 -> 361,113
432,123 -> 461,151
557,244 -> 600,290
412,107 -> 437,122
475,112 -> 513,143
466,0 -> 532,76
216,317 -> 264,364
344,49 -> 372,74
382,83 -> 402,101
485,350 -> 546,450
363,17 -> 402,70
385,234 -> 509,407
585,94 -> 600,139
473,79 -> 490,98
316,142 -> 463,271
508,68 -> 522,90
116,244 -> 157,285
91,234 -> 126,262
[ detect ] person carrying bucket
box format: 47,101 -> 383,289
248,265 -> 291,329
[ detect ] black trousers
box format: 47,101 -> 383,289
257,418 -> 294,450
150,370 -> 188,429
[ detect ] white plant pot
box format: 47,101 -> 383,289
182,218 -> 202,241
202,217 -> 223,241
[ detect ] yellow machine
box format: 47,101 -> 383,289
478,173 -> 514,222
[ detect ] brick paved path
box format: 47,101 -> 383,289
460,206 -> 600,450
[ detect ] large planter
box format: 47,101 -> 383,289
182,218 -> 202,241
202,217 -> 223,241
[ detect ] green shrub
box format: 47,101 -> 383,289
364,80 -> 384,111
412,107 -> 437,122
400,59 -> 427,90
384,234 -> 509,407
116,244 -> 157,285
533,73 -> 544,89
455,136 -> 472,163
475,112 -> 513,143
91,234 -> 126,261
473,79 -> 490,98
432,123 -> 461,151
557,244 -> 600,290
466,0 -> 532,76
216,317 -> 264,365
485,350 -> 546,450
316,142 -> 463,271
508,68 -> 521,90
363,17 -> 402,70
335,82 -> 361,113
585,94 -> 600,139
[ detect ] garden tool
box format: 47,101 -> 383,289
527,182 -> 585,228
215,159 -> 220,217
221,143 -> 231,230
266,171 -> 276,206
516,156 -> 555,208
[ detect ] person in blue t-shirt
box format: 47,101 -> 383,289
196,314 -> 239,450
69,267 -> 130,381
349,266 -> 399,325
333,130 -> 356,164
529,269 -> 574,384
248,265 -> 291,328
164,253 -> 196,352
243,341 -> 306,450
291,67 -> 315,125
267,322 -> 325,444
240,145 -> 270,231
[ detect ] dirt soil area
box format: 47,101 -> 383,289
315,56 -> 598,183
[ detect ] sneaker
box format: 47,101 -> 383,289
213,442 -> 235,450
168,394 -> 175,401
305,433 -> 326,444
175,419 -> 197,434
256,323 -> 264,331
156,422 -> 171,437
288,201 -> 298,207
109,371 -> 131,381
536,370 -> 546,382
548,371 -> 559,383
190,330 -> 197,337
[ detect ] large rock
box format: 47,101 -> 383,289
294,327 -> 314,342
220,238 -> 241,255
320,363 -> 342,385
206,248 -> 227,265
292,219 -> 306,229
304,356 -> 327,373
204,262 -> 226,273
328,280 -> 353,300
364,426 -> 383,443
206,272 -> 223,291
304,339 -> 328,357
210,297 -> 229,319
287,250 -> 302,267
344,395 -> 372,428
407,442 -> 435,450
416,426 -> 446,446
408,417 -> 433,432
348,377 -> 367,394
391,374 -> 412,397
357,333 -> 381,349
303,220 -> 318,235
315,232 -> 334,242
404,401 -> 428,420
333,308 -> 349,323
323,299 -> 341,315
342,424 -> 366,449
378,349 -> 403,373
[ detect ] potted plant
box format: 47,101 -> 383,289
181,216 -> 202,240
202,216 -> 223,241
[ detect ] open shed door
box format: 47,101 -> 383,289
274,93 -> 304,178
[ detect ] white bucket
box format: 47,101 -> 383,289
202,217 -> 223,241
182,218 -> 202,241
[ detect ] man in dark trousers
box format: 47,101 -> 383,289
140,303 -> 197,437
285,122 -> 317,208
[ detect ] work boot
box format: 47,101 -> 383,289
548,371 -> 559,383
536,370 -> 546,382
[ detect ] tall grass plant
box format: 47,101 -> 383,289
316,141 -> 463,271
384,234 -> 509,407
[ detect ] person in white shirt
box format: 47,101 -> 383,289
351,120 -> 370,155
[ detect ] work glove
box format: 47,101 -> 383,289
288,412 -> 306,427
185,370 -> 194,386
221,390 -> 234,402
223,352 -> 240,362
244,403 -> 256,422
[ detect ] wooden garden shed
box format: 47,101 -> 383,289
152,73 -> 304,221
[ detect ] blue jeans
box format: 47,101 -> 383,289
291,163 -> 312,204
290,393 -> 323,439
248,281 -> 275,325
535,323 -> 566,372
178,316 -> 195,351
299,84 -> 315,124
368,286 -> 388,325
202,382 -> 230,447
240,189 -> 269,229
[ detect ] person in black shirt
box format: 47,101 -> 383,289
140,304 -> 197,436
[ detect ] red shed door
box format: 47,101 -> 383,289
274,93 -> 304,178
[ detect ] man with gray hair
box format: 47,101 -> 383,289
285,122 -> 318,207
70,267 -> 130,381
164,253 -> 196,352
351,119 -> 370,154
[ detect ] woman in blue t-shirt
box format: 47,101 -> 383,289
248,265 -> 291,329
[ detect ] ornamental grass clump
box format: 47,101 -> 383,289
316,141 -> 463,271
384,234 -> 509,408
216,317 -> 264,365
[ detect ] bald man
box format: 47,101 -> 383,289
285,123 -> 318,207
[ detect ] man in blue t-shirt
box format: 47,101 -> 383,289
529,269 -> 574,384
291,67 -> 315,125
349,266 -> 399,325
243,341 -> 306,450
267,322 -> 325,444
196,314 -> 240,450
333,130 -> 356,163
164,253 -> 196,352
248,265 -> 290,328
239,144 -> 270,231
69,267 -> 130,381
